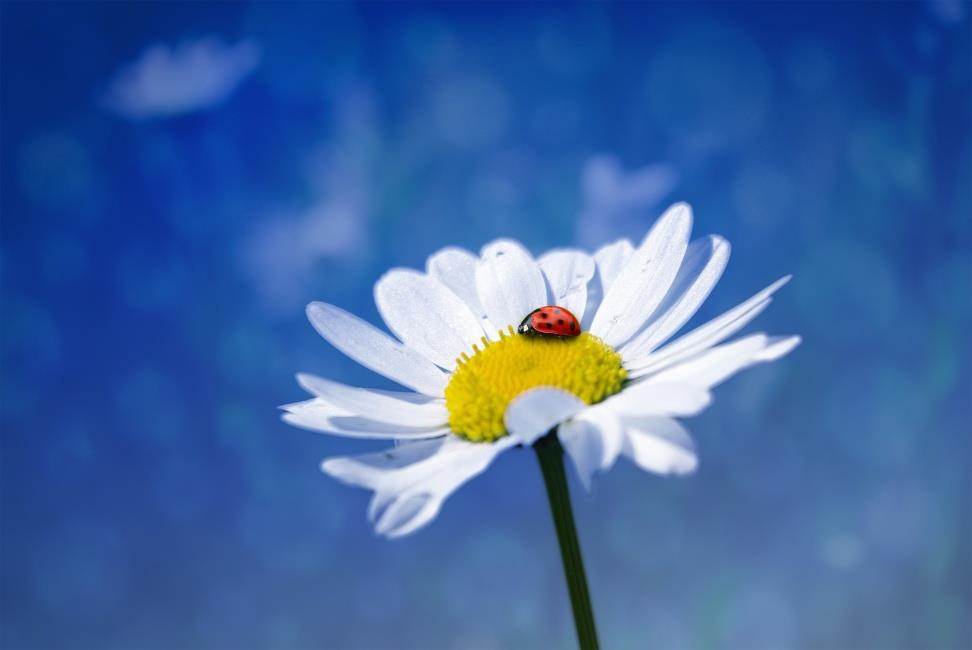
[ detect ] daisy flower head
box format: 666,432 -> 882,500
284,203 -> 800,539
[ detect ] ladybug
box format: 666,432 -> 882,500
517,305 -> 581,338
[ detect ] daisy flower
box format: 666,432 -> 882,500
285,201 -> 799,537
285,202 -> 798,646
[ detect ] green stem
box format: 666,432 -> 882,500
534,431 -> 600,650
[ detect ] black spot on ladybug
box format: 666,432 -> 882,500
569,322 -> 576,331
539,312 -> 548,319
557,319 -> 565,325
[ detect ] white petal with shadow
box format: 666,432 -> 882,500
375,269 -> 485,370
427,247 -> 486,318
604,382 -> 712,418
475,239 -> 547,330
282,400 -> 449,440
322,435 -> 516,538
620,235 -> 730,362
559,405 -> 623,491
590,203 -> 693,348
296,373 -> 448,426
582,239 -> 634,331
538,249 -> 595,321
306,302 -> 449,396
504,388 -> 586,446
593,239 -> 634,294
621,416 -> 698,475
635,333 -> 795,390
627,275 -> 792,376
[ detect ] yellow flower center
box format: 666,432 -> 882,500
444,326 -> 627,443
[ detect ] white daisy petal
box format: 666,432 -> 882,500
558,419 -> 601,492
627,275 -> 792,376
375,269 -> 486,370
582,239 -> 634,331
284,390 -> 443,416
621,416 -> 698,475
538,249 -> 595,320
322,437 -> 447,489
504,387 -> 587,446
322,436 -> 515,538
427,248 -> 501,339
638,333 -> 768,388
620,235 -> 731,363
590,203 -> 693,348
475,239 -> 547,330
593,239 -> 634,294
604,382 -> 712,417
280,397 -> 350,416
426,246 -> 486,319
296,373 -> 449,427
755,335 -> 802,362
306,302 -> 449,397
559,405 -> 623,491
636,333 -> 800,389
282,401 -> 449,440
373,493 -> 441,538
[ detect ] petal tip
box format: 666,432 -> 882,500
579,474 -> 594,493
757,334 -> 802,361
676,457 -> 699,475
712,234 -> 731,253
662,201 -> 694,227
306,300 -> 337,326
320,456 -> 353,479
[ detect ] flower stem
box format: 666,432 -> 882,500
534,431 -> 600,650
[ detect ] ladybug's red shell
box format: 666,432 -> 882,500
517,306 -> 581,338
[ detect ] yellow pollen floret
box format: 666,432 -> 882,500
444,326 -> 627,443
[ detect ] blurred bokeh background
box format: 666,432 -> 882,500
1,2 -> 970,649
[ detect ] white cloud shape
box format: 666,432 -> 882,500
103,38 -> 260,120
576,155 -> 678,246
240,200 -> 369,314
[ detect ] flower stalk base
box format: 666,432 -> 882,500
534,431 -> 600,650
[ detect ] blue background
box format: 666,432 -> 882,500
2,2 -> 970,649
